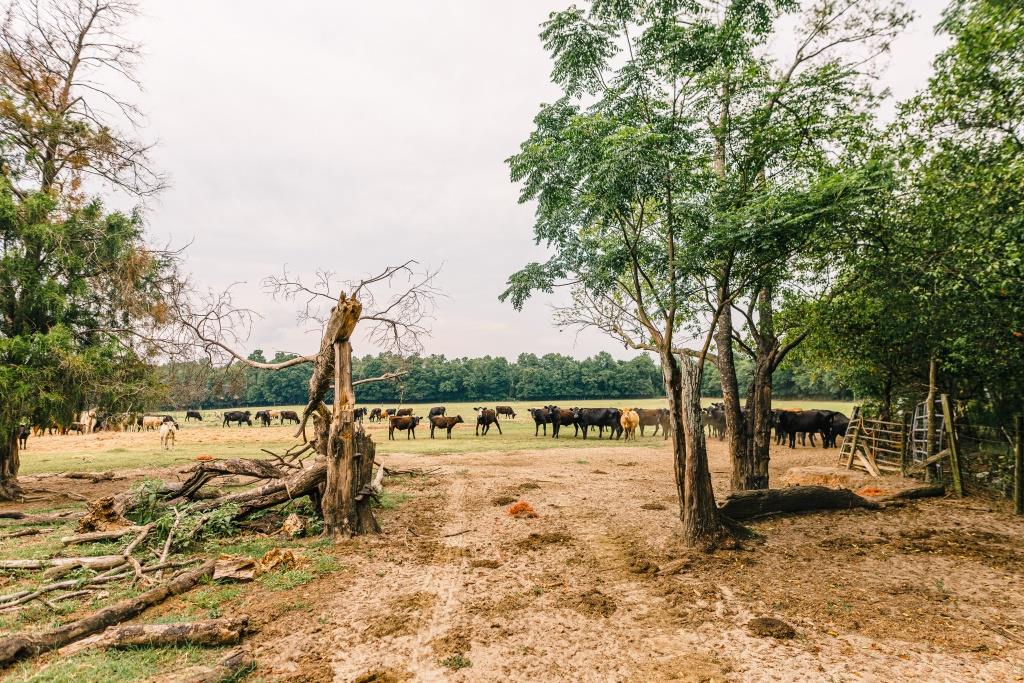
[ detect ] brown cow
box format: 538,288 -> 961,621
544,405 -> 577,438
495,405 -> 516,419
473,408 -> 502,436
634,408 -> 668,437
430,415 -> 464,439
389,415 -> 422,440
280,410 -> 300,425
395,408 -> 413,417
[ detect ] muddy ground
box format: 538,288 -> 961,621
7,436 -> 1024,682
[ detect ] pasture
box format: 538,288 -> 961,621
3,398 -> 1023,681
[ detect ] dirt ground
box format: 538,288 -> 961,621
7,436 -> 1024,682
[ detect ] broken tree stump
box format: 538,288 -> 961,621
0,559 -> 216,667
717,486 -> 880,521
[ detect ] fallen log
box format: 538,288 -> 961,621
871,483 -> 946,502
718,486 -> 880,521
157,647 -> 255,683
60,616 -> 248,655
0,556 -> 127,571
190,460 -> 326,518
172,459 -> 286,502
63,472 -> 117,482
0,528 -> 48,539
0,510 -> 83,525
0,559 -> 216,667
61,526 -> 146,546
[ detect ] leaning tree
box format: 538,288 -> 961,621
176,262 -> 441,539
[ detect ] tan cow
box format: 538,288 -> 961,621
619,409 -> 640,441
159,421 -> 178,450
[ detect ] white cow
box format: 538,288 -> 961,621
159,421 -> 178,450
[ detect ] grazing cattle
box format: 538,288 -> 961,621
280,410 -> 300,425
702,404 -> 726,440
395,408 -> 413,417
658,410 -> 671,440
65,422 -> 85,435
254,410 -> 271,427
185,410 -> 203,422
354,407 -> 367,422
527,407 -> 551,436
777,410 -> 832,448
385,408 -> 397,418
17,425 -> 29,450
496,405 -> 516,419
544,405 -> 577,439
368,408 -> 383,422
823,411 -> 849,448
571,407 -> 623,440
430,415 -> 464,439
159,421 -> 178,450
389,415 -> 422,440
223,410 -> 252,427
620,409 -> 640,441
427,406 -> 446,419
634,408 -> 668,437
473,408 -> 502,436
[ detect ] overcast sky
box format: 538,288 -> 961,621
128,1 -> 948,361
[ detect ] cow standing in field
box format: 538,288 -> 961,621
633,408 -> 667,437
474,408 -> 502,436
430,415 -> 464,439
354,407 -> 367,422
395,408 -> 413,417
159,420 -> 178,450
223,411 -> 252,427
65,423 -> 85,435
389,415 -> 422,440
544,405 -> 577,438
254,410 -> 271,427
528,407 -> 551,436
777,410 -> 832,448
185,410 -> 203,422
17,425 -> 29,450
368,408 -> 383,422
620,409 -> 640,441
428,406 -> 446,419
280,410 -> 300,425
702,404 -> 726,440
496,405 -> 516,420
571,407 -> 623,440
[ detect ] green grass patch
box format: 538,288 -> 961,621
13,644 -> 218,682
259,569 -> 314,591
186,585 -> 243,618
372,492 -> 411,510
438,654 -> 472,670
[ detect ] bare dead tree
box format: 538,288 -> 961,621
0,0 -> 164,201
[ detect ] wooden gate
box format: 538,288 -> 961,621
838,411 -> 910,477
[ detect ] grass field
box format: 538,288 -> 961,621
20,398 -> 854,475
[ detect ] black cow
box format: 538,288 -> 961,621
185,410 -> 203,422
823,411 -> 849,448
385,408 -> 397,418
254,410 -> 271,427
427,406 -> 446,419
65,422 -> 85,434
702,405 -> 726,440
389,415 -> 421,440
280,410 -> 300,425
430,415 -> 464,439
777,410 -> 832,448
496,405 -> 516,419
17,425 -> 29,449
544,405 -> 578,439
354,407 -> 367,422
369,408 -> 383,422
634,408 -> 667,437
223,410 -> 252,427
528,407 -> 551,436
571,407 -> 622,440
474,408 -> 502,436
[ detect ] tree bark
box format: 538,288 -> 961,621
714,297 -> 749,488
0,434 -> 22,501
660,349 -> 687,514
738,353 -> 773,490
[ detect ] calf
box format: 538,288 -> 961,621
474,408 -> 502,436
427,406 -> 446,419
223,410 -> 252,427
280,410 -> 300,425
527,407 -> 551,436
430,415 -> 464,439
17,425 -> 29,450
634,408 -> 667,437
389,415 -> 422,440
159,420 -> 178,450
544,405 -> 577,439
254,410 -> 271,427
185,410 -> 203,422
620,409 -> 640,441
571,407 -> 622,440
496,405 -> 516,420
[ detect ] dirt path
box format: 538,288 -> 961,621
238,440 -> 1024,682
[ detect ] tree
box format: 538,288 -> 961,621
0,0 -> 173,499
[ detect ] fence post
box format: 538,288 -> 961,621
900,412 -> 911,477
940,394 -> 963,497
1015,414 -> 1023,516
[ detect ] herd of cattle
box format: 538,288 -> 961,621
18,403 -> 851,451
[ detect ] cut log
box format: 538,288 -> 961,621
0,559 -> 216,667
155,647 -> 255,683
63,472 -> 116,482
717,486 -> 880,521
0,556 -> 127,571
60,616 -> 248,655
61,526 -> 146,546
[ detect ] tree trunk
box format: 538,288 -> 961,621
0,434 -> 22,501
659,350 -> 687,513
738,354 -> 772,491
714,299 -> 749,486
678,354 -> 733,548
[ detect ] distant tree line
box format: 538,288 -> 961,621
157,349 -> 850,410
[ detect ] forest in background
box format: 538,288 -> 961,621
159,349 -> 850,409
